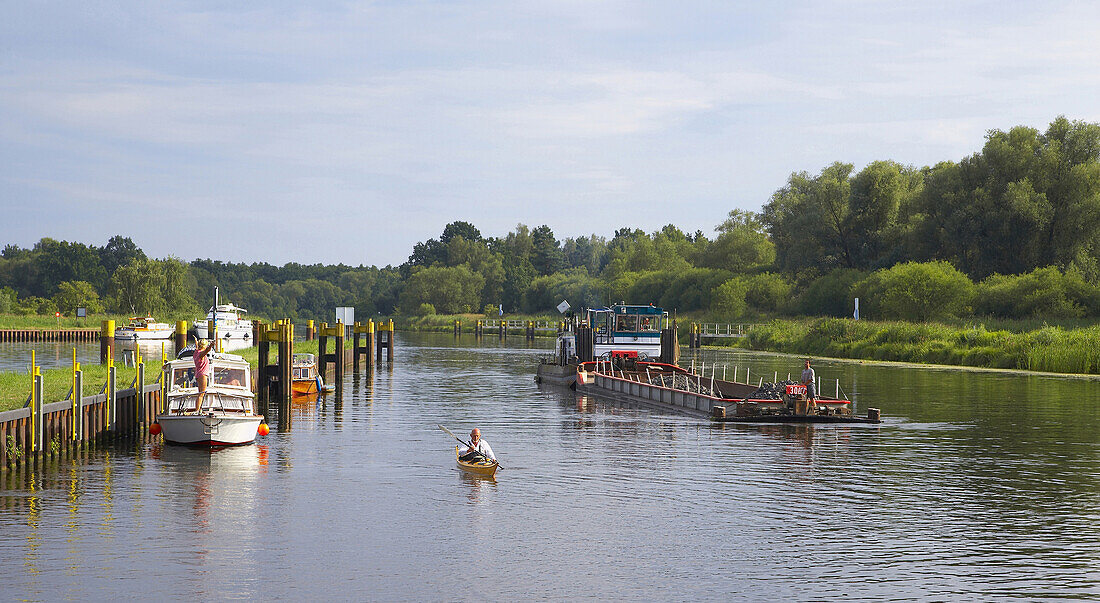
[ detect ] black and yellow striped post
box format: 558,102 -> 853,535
174,320 -> 188,352
353,321 -> 374,372
100,319 -> 114,364
454,319 -> 461,337
306,319 -> 315,341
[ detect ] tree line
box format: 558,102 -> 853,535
2,116 -> 1099,323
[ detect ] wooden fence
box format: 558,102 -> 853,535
0,368 -> 161,470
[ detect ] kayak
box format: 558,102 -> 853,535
455,446 -> 498,477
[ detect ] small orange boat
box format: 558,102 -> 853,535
292,353 -> 324,395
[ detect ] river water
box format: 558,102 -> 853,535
2,333 -> 1098,600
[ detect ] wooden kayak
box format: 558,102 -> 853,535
455,446 -> 498,477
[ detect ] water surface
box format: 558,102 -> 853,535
2,334 -> 1098,600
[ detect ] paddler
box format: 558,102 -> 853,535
458,428 -> 495,462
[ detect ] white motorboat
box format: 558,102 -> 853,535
155,347 -> 265,446
115,316 -> 174,340
194,303 -> 253,340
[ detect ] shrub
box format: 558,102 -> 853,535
795,268 -> 866,317
415,303 -> 437,316
976,267 -> 1100,319
854,261 -> 974,321
744,272 -> 793,312
711,278 -> 749,318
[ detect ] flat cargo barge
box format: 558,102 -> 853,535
574,358 -> 881,424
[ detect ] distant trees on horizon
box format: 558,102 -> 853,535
2,116 -> 1099,324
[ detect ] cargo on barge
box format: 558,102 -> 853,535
574,356 -> 881,424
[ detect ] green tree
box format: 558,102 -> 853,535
400,265 -> 484,314
531,225 -> 564,276
109,259 -> 166,315
52,281 -> 104,314
698,210 -> 775,272
712,278 -> 749,317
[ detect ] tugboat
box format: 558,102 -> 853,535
536,302 -> 679,388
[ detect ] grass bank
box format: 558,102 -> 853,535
714,318 -> 1100,375
0,362 -> 152,413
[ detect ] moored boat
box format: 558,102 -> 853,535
115,316 -> 174,340
194,303 -> 253,340
455,446 -> 499,477
575,357 -> 881,424
155,347 -> 266,446
291,353 -> 324,395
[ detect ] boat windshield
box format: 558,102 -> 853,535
170,365 -> 248,389
166,393 -> 252,413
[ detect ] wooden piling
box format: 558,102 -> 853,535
334,321 -> 344,390
353,321 -> 374,372
100,320 -> 115,363
174,320 -> 187,351
499,319 -> 505,340
307,319 -> 315,341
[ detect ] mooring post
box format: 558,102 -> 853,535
135,359 -> 145,436
257,321 -> 269,414
386,320 -> 395,360
334,321 -> 345,389
307,319 -> 315,341
72,358 -> 83,444
282,320 -> 294,404
499,319 -> 505,340
319,321 -> 329,379
107,362 -> 117,435
353,322 -> 361,372
454,319 -> 460,337
101,319 -> 115,364
366,319 -> 375,369
174,320 -> 187,352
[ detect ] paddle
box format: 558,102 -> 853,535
438,425 -> 503,469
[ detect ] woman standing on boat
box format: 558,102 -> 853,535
458,428 -> 495,462
192,338 -> 215,414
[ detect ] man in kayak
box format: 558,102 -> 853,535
458,428 -> 495,462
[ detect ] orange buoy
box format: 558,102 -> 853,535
150,422 -> 162,436
257,423 -> 270,436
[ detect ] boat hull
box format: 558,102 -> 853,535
115,329 -> 174,340
292,378 -> 320,395
157,413 -> 263,446
535,362 -> 578,388
455,447 -> 498,476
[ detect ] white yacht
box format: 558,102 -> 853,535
156,347 -> 264,446
194,303 -> 253,340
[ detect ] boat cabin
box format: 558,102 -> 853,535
586,303 -> 667,359
163,353 -> 253,414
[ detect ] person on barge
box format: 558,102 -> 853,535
800,359 -> 818,413
458,428 -> 495,462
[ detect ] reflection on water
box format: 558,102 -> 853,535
2,333 -> 1099,600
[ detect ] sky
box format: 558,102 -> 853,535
3,1 -> 1100,267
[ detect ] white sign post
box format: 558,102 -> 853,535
336,307 -> 354,332
556,300 -> 571,314
853,298 -> 860,320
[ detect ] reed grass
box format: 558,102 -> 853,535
722,317 -> 1100,375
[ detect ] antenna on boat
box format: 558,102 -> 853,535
213,286 -> 219,352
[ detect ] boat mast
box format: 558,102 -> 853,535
213,286 -> 219,352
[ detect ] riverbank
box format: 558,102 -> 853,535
393,313 -> 560,334
711,317 -> 1100,375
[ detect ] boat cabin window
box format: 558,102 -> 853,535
615,314 -> 638,332
638,316 -> 659,332
213,367 -> 248,387
172,367 -> 195,388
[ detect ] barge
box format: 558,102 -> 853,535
574,356 -> 881,424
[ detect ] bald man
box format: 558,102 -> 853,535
458,428 -> 496,462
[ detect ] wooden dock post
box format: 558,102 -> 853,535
454,319 -> 461,336
353,321 -> 374,372
334,321 -> 345,390
499,319 -> 505,340
174,320 -> 188,352
387,319 -> 395,360
100,320 -> 114,364
307,319 -> 315,341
